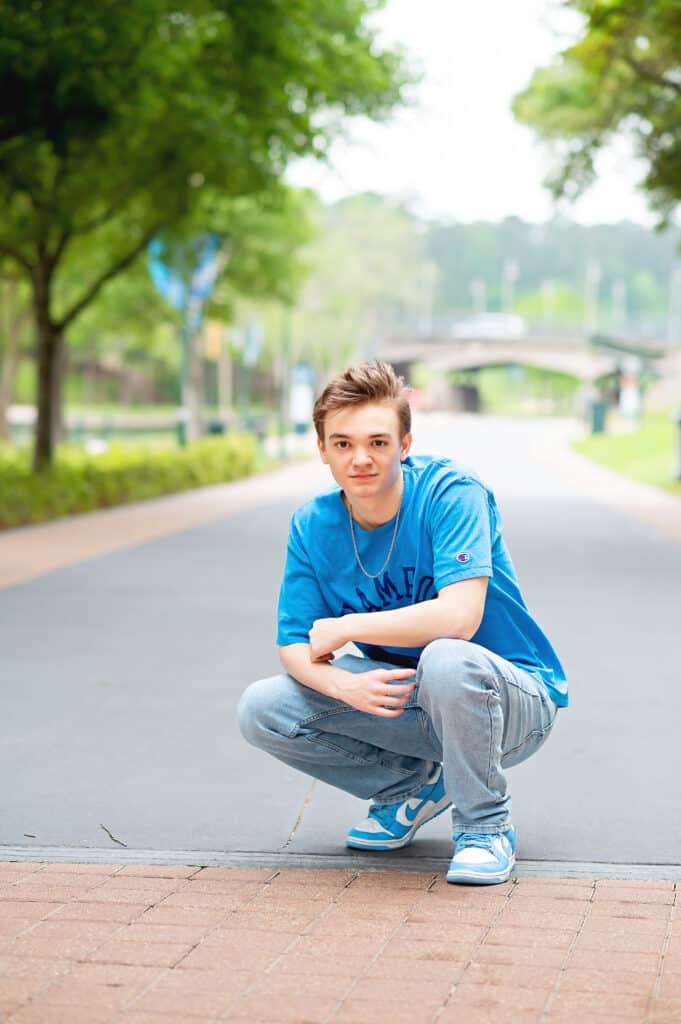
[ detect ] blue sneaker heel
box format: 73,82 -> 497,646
346,764 -> 452,851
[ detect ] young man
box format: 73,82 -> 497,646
238,361 -> 567,884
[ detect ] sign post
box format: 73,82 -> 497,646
148,235 -> 224,445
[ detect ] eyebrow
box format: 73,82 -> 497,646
328,432 -> 391,440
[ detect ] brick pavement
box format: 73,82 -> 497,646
0,862 -> 679,1023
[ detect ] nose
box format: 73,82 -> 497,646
352,447 -> 373,468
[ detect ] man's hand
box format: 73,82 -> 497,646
309,616 -> 348,662
333,667 -> 417,717
278,642 -> 416,715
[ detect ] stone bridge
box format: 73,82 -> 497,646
379,333 -> 657,383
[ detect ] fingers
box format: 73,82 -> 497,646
381,669 -> 417,680
373,684 -> 415,713
384,683 -> 417,696
365,682 -> 416,716
371,706 -> 406,717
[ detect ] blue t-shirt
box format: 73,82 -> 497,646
277,454 -> 568,708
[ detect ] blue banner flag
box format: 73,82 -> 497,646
147,234 -> 223,328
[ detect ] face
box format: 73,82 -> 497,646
317,401 -> 412,501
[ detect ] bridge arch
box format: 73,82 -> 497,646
382,337 -> 620,383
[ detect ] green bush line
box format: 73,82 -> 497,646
0,434 -> 257,529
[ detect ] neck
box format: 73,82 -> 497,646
345,474 -> 404,531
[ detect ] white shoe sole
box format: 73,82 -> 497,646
345,796 -> 452,850
446,852 -> 516,885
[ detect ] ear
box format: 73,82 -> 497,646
400,432 -> 413,461
317,436 -> 329,465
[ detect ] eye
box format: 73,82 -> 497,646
335,441 -> 349,449
372,440 -> 387,447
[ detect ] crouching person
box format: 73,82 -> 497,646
238,361 -> 567,885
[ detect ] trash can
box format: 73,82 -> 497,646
206,420 -> 226,436
589,399 -> 607,435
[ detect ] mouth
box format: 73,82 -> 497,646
349,473 -> 378,480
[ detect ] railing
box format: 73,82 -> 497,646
382,313 -> 679,350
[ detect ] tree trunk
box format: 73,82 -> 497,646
52,331 -> 66,443
32,264 -> 63,471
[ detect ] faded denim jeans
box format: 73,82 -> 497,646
237,638 -> 559,833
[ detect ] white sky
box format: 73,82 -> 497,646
286,0 -> 654,225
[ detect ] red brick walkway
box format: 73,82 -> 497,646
0,862 -> 678,1023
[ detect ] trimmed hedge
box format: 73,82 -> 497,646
0,434 -> 258,529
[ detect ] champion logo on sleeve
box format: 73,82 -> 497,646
456,552 -> 472,563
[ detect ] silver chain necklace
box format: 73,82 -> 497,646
347,498 -> 402,579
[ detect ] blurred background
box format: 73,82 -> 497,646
1,0 -> 680,526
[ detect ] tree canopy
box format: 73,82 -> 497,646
425,216 -> 679,321
513,0 -> 681,223
0,0 -> 410,466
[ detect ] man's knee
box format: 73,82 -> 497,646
237,675 -> 285,748
418,638 -> 494,700
418,637 -> 476,681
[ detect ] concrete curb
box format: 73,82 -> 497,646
1,846 -> 680,881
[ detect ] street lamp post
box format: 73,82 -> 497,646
278,306 -> 291,459
584,259 -> 602,334
502,259 -> 519,313
674,410 -> 681,482
668,266 -> 681,344
470,277 -> 486,315
541,278 -> 556,327
177,317 -> 191,447
611,279 -> 627,335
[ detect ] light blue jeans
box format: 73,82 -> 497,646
237,638 -> 559,833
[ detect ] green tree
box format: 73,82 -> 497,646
425,217 -> 679,324
292,193 -> 437,371
206,186 -> 314,320
64,259 -> 180,405
0,0 -> 409,468
63,184 -> 315,434
161,184 -> 316,438
512,1 -> 681,222
67,186 -> 312,369
514,282 -> 585,324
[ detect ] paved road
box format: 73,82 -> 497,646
2,414 -> 680,869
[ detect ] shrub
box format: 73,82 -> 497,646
0,434 -> 258,529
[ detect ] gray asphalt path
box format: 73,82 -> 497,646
2,415 -> 680,868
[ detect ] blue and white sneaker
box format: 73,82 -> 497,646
446,826 -> 516,885
346,764 -> 451,850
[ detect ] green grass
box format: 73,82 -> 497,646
573,407 -> 681,495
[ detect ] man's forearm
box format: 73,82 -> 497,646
279,643 -> 348,698
342,598 -> 474,648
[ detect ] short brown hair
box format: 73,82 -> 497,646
313,360 -> 411,440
